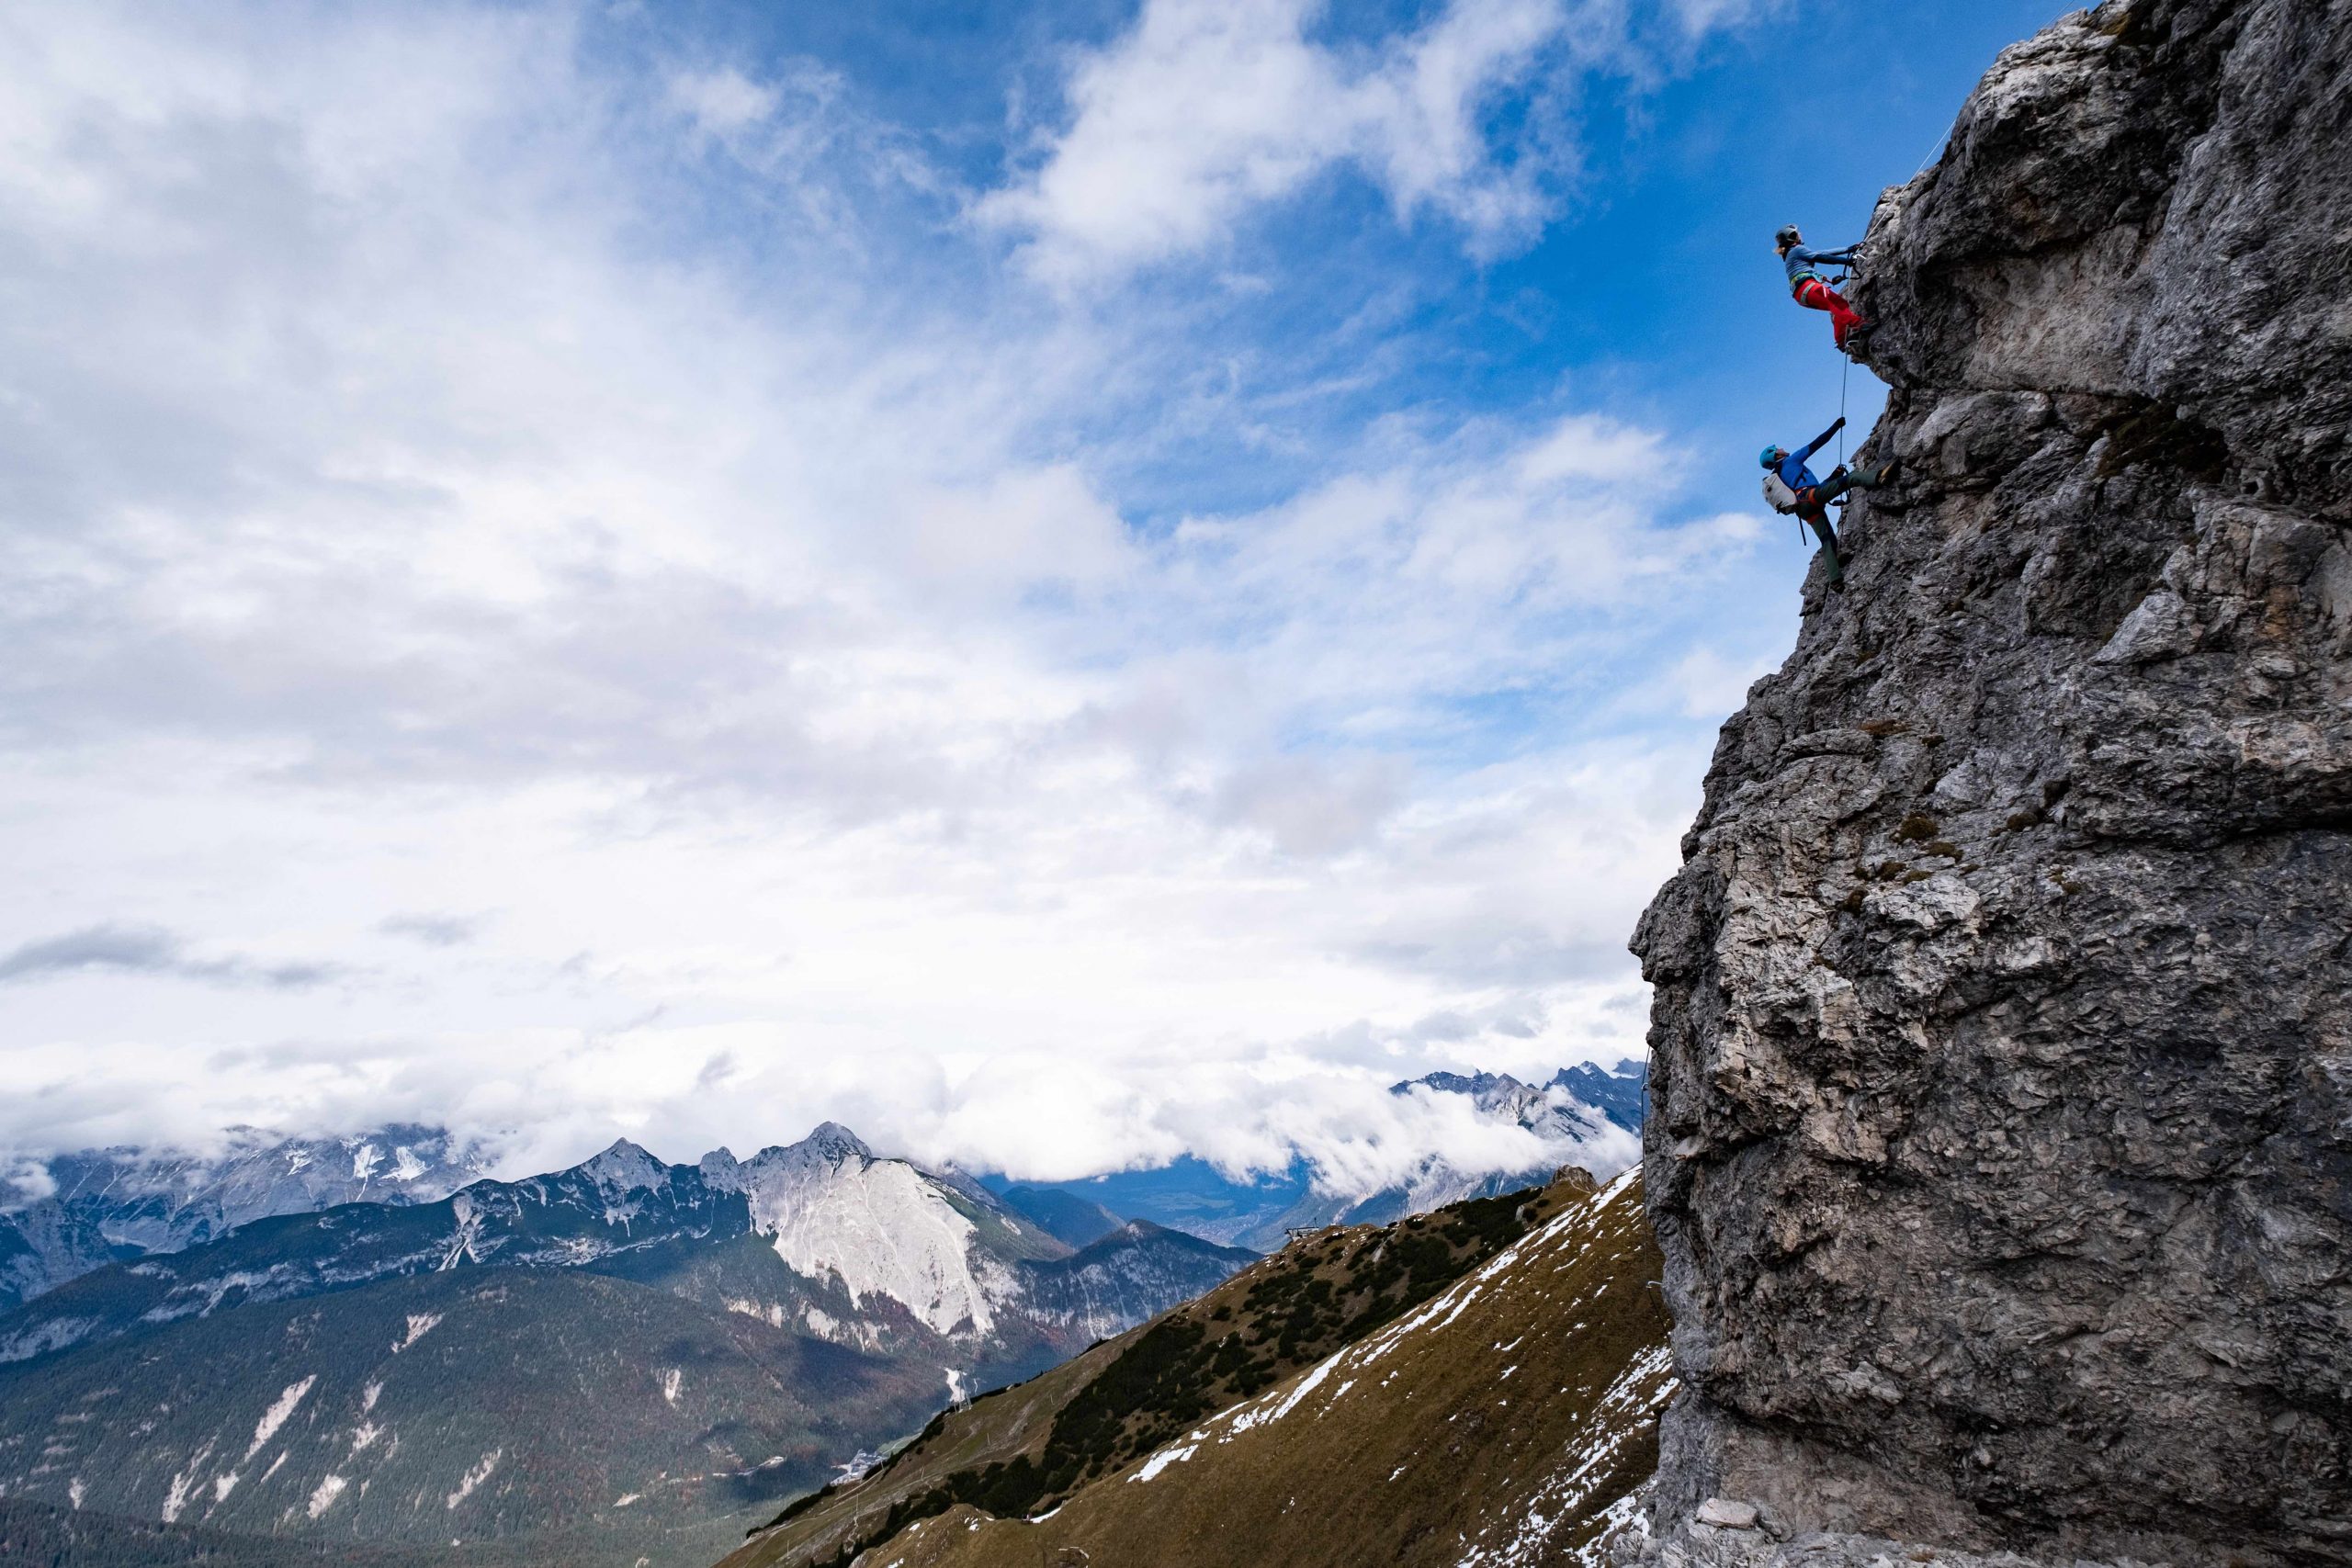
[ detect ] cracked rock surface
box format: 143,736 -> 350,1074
1632,1 -> 2351,1564
1618,1520 -> 2154,1568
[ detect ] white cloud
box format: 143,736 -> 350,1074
3,1159 -> 60,1210
0,2 -> 1764,1186
979,0 -> 1771,286
1657,643 -> 1774,720
980,0 -> 1568,285
1668,0 -> 1781,34
668,66 -> 781,139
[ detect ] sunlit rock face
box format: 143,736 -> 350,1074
1633,2 -> 2352,1563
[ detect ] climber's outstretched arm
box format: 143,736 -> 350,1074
1798,416 -> 1848,463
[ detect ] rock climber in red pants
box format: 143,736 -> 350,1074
1777,224 -> 1871,353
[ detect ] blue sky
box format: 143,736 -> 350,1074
0,0 -> 2065,1188
585,0 -> 2059,761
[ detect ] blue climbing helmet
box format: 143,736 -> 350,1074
1759,445 -> 1786,468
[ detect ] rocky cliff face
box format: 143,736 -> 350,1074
1633,2 -> 2352,1564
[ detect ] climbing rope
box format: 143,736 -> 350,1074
1838,351 -> 1850,468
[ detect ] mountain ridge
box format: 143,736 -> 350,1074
0,1122 -> 1254,1566
0,1124 -> 492,1310
986,1059 -> 1646,1252
0,1121 -> 1249,1374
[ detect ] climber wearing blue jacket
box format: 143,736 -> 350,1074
1777,224 -> 1871,352
1759,417 -> 1896,591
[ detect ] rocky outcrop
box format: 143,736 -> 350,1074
1633,2 -> 2352,1564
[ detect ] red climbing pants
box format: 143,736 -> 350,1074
1793,276 -> 1866,349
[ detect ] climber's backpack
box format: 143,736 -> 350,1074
1761,471 -> 1801,513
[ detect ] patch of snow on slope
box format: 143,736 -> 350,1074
214,1471 -> 240,1502
740,1145 -> 995,1336
245,1375 -> 315,1461
69,1477 -> 85,1509
662,1368 -> 682,1405
447,1449 -> 501,1509
833,1450 -> 887,1483
362,1381 -> 382,1412
0,1315 -> 103,1365
1567,1488 -> 1652,1567
439,1195 -> 484,1270
146,1266 -> 301,1324
391,1145 -> 428,1182
1127,1442 -> 1199,1483
726,1297 -> 787,1327
1227,1351 -> 1342,1436
1453,1340 -> 1676,1566
394,1313 -> 442,1351
307,1474 -> 346,1519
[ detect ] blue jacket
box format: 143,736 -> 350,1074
1783,243 -> 1860,291
1776,425 -> 1838,492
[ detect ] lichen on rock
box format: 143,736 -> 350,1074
1632,1 -> 2352,1564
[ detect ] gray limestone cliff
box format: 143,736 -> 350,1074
1631,2 -> 2352,1564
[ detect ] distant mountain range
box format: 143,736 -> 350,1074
0,1059 -> 1644,1563
989,1058 -> 1647,1251
0,1123 -> 1250,1566
0,1124 -> 489,1310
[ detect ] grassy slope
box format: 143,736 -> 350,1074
818,1168 -> 1669,1568
725,1172 -> 1600,1568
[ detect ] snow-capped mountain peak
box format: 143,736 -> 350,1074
1393,1068 -> 1615,1141
1,1125 -> 493,1309
718,1128 -> 1005,1337
573,1139 -> 669,1195
1547,1059 -> 1648,1133
800,1122 -> 873,1164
